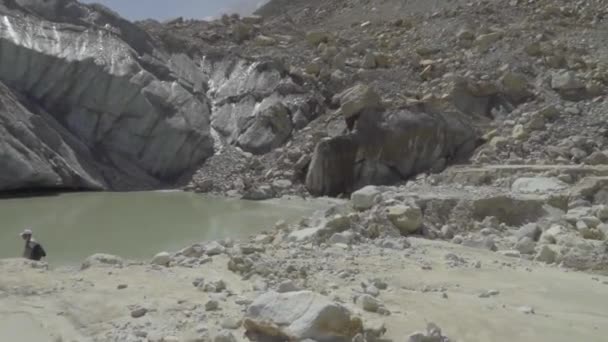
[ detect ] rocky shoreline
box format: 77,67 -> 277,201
3,168 -> 608,341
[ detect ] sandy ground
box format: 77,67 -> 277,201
1,238 -> 607,342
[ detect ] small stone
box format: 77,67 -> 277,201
214,331 -> 237,342
364,285 -> 380,297
117,284 -> 128,290
512,124 -> 527,140
518,306 -> 535,314
220,317 -> 242,330
358,294 -> 381,312
498,250 -> 521,258
130,307 -> 147,318
277,280 -> 300,293
479,289 -> 499,298
205,300 -> 219,311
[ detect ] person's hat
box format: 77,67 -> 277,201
19,228 -> 33,237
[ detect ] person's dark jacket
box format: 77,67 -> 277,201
24,241 -> 46,261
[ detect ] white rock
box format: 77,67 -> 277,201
329,231 -> 355,245
386,204 -> 423,234
518,306 -> 535,314
540,224 -> 567,244
221,317 -> 242,330
551,71 -> 584,90
498,250 -> 521,258
287,227 -> 322,243
244,291 -> 354,341
351,186 -> 381,210
151,252 -> 171,267
205,241 -> 226,256
81,253 -> 124,270
511,177 -> 567,194
534,245 -> 557,264
358,294 -> 381,312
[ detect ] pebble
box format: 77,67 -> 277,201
214,330 -> 237,342
358,294 -> 382,312
130,307 -> 147,318
518,306 -> 535,314
205,300 -> 219,311
479,289 -> 500,298
220,317 -> 242,329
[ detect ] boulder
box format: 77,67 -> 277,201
205,241 -> 226,256
242,185 -> 275,200
358,294 -> 381,313
151,252 -> 171,267
288,227 -> 323,243
244,291 -> 360,341
551,71 -> 584,90
306,108 -> 477,197
585,152 -> 608,165
386,205 -> 423,235
277,280 -> 301,293
81,254 -> 124,270
336,84 -> 383,125
351,186 -> 381,211
500,71 -> 533,103
306,31 -> 330,46
511,177 -> 567,194
462,237 -> 498,251
329,231 -> 355,245
306,135 -> 359,197
236,100 -> 293,155
515,223 -> 542,242
534,245 -> 557,264
515,237 -> 537,255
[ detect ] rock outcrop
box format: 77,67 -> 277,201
203,57 -> 323,155
306,106 -> 478,196
0,0 -> 214,191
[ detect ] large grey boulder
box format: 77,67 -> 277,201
306,108 -> 478,196
0,1 -> 214,191
306,135 -> 359,197
244,291 -> 360,342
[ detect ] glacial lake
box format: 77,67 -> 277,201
0,191 -> 328,265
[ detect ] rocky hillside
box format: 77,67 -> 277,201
1,0 -> 607,198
